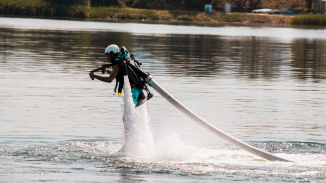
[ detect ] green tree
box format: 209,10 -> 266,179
90,0 -> 118,7
306,0 -> 313,12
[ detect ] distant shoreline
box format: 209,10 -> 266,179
0,0 -> 325,26
2,13 -> 326,30
95,12 -> 294,26
0,12 -> 295,27
0,4 -> 325,27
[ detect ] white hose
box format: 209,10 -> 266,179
148,78 -> 293,162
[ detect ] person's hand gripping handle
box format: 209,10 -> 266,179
89,67 -> 106,80
89,71 -> 95,80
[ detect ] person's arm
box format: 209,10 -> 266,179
101,68 -> 112,74
89,64 -> 120,83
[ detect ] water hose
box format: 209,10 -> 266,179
147,77 -> 293,162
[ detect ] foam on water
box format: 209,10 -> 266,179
2,138 -> 326,181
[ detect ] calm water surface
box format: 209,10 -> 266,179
0,17 -> 326,182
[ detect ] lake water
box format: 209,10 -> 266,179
0,17 -> 326,182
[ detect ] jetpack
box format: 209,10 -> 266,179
91,47 -> 293,162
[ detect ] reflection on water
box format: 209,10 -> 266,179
1,29 -> 325,79
292,39 -> 326,80
0,24 -> 326,182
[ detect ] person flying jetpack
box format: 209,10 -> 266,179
89,44 -> 293,162
89,44 -> 153,107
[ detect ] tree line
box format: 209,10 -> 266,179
44,0 -> 313,11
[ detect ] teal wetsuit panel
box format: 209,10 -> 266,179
131,88 -> 144,106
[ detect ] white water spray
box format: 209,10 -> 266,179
120,78 -> 228,162
121,75 -> 154,157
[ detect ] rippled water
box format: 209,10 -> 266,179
0,17 -> 326,182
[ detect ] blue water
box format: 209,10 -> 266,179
0,17 -> 326,182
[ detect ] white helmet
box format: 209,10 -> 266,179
104,44 -> 120,55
